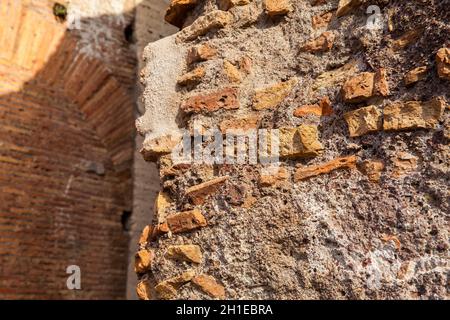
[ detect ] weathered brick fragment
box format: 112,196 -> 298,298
374,68 -> 390,97
154,191 -> 173,223
294,156 -> 357,181
336,0 -> 362,17
155,270 -> 196,300
166,209 -> 208,233
341,72 -> 375,103
165,0 -> 198,28
181,88 -> 239,114
301,32 -> 335,53
344,105 -> 382,137
253,78 -> 297,110
279,125 -> 324,158
192,274 -> 226,299
383,98 -> 445,131
223,60 -> 242,83
312,12 -> 333,29
177,66 -> 206,86
259,167 -> 289,187
136,280 -> 152,300
294,96 -> 333,117
167,245 -> 203,263
219,115 -> 260,133
391,29 -> 421,51
358,160 -> 385,183
392,152 -> 418,178
177,10 -> 233,42
186,176 -> 229,205
264,0 -> 292,16
405,66 -> 427,85
436,47 -> 450,80
134,249 -> 155,274
141,134 -> 181,162
187,44 -> 217,64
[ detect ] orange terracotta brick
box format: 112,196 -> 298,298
181,88 -> 240,114
134,249 -> 155,274
341,72 -> 375,103
436,47 -> 450,80
294,97 -> 333,117
301,31 -> 335,53
405,66 -> 427,85
192,274 -> 226,298
165,0 -> 198,28
294,156 -> 357,181
186,176 -> 229,205
187,44 -> 217,64
166,209 -> 208,233
312,12 -> 333,29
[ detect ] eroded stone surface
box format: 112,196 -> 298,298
253,78 -> 297,110
436,47 -> 450,80
344,105 -> 382,137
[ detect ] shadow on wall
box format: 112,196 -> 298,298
0,0 -> 146,299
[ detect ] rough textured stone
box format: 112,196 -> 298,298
223,60 -> 242,83
177,10 -> 233,42
154,192 -> 173,223
136,280 -> 152,300
391,29 -> 421,51
134,249 -> 155,274
187,44 -> 217,64
252,78 -> 297,110
186,176 -> 229,204
219,0 -> 251,10
383,98 -> 446,131
155,270 -> 196,300
192,274 -> 226,298
374,68 -> 390,97
341,72 -> 375,103
139,225 -> 152,246
165,0 -> 198,28
301,32 -> 335,53
294,156 -> 358,181
436,47 -> 450,80
312,12 -> 333,29
279,125 -> 324,159
293,96 -> 333,117
177,66 -> 206,86
344,105 -> 382,137
167,245 -> 203,263
181,88 -> 239,114
264,0 -> 292,17
405,66 -> 428,85
336,0 -> 362,17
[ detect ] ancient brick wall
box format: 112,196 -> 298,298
135,0 -> 449,300
0,0 -> 136,299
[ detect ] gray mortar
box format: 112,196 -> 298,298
139,0 -> 449,299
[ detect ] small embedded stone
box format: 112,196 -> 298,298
181,88 -> 239,114
165,0 -> 198,28
166,209 -> 208,234
312,11 -> 333,29
177,10 -> 233,42
264,0 -> 292,17
187,44 -> 217,64
177,66 -> 206,86
279,125 -> 324,159
186,176 -> 229,205
404,66 -> 427,85
138,225 -> 152,245
391,29 -> 421,51
336,0 -> 362,17
383,98 -> 446,131
223,60 -> 242,83
294,156 -> 357,181
155,270 -> 196,300
134,249 -> 155,274
301,31 -> 335,53
192,274 -> 226,299
136,280 -> 152,300
436,47 -> 450,80
154,191 -> 173,223
344,105 -> 382,137
167,245 -> 203,263
341,72 -> 375,103
252,78 -> 297,111
293,96 -> 333,117
358,160 -> 385,183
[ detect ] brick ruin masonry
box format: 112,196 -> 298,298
135,0 -> 449,299
0,0 -> 137,299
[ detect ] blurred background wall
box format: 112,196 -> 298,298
0,0 -> 175,299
